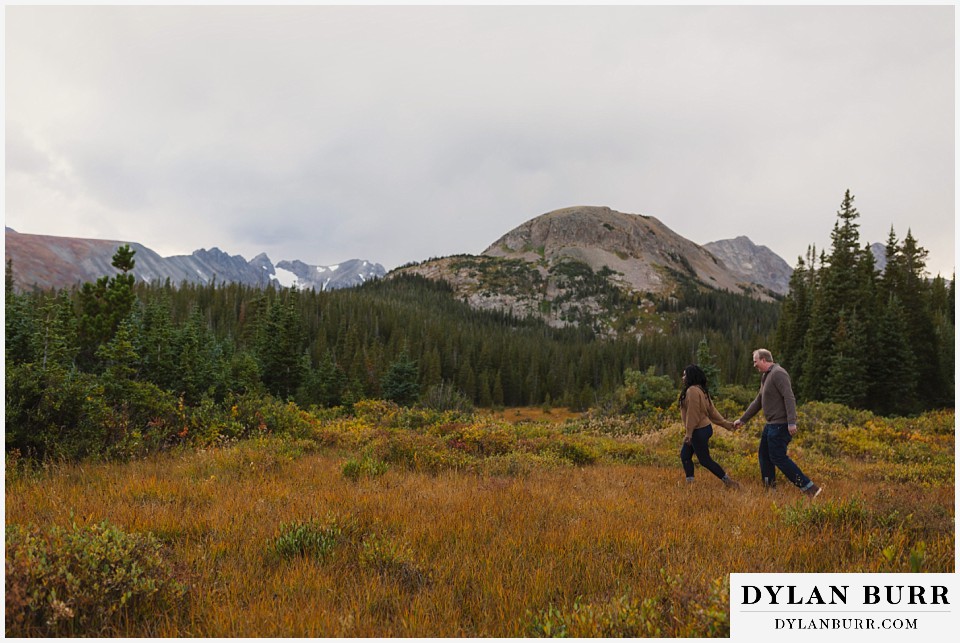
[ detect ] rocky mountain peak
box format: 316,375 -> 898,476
702,236 -> 793,295
483,206 -> 759,297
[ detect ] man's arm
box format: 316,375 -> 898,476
736,393 -> 762,427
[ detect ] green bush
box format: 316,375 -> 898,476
797,401 -> 875,429
273,516 -> 351,562
603,367 -> 677,416
5,365 -> 110,461
342,455 -> 389,481
554,439 -> 598,466
527,594 -> 664,637
777,498 -> 869,528
5,520 -> 186,637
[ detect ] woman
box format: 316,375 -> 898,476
679,364 -> 739,488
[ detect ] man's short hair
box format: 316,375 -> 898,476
753,348 -> 774,363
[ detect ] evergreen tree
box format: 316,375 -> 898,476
174,306 -> 221,404
31,292 -> 78,372
774,250 -> 813,382
381,351 -> 420,406
256,290 -> 305,399
137,296 -> 178,390
801,193 -> 866,402
871,293 -> 916,415
77,245 -> 139,370
823,310 -> 869,408
298,351 -> 348,407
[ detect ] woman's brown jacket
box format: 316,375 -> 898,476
680,385 -> 736,441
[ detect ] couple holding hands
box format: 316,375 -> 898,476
678,348 -> 822,498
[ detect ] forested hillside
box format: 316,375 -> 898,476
6,246 -> 776,461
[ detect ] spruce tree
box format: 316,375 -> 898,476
77,245 -> 140,370
695,337 -> 722,394
871,293 -> 916,415
823,309 -> 869,408
774,247 -> 817,385
381,351 -> 419,406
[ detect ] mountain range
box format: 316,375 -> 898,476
5,208 -> 796,304
4,227 -> 386,293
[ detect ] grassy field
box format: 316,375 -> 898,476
5,402 -> 954,637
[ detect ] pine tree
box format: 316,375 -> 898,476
695,337 -> 722,394
77,245 -> 140,370
801,192 -> 867,403
823,310 -> 869,408
256,290 -> 305,399
774,250 -> 813,382
381,351 -> 419,406
31,292 -> 78,372
871,293 -> 916,415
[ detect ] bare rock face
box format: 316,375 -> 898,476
703,236 -> 794,295
482,206 -> 755,296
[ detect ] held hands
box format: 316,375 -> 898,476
733,420 -> 743,430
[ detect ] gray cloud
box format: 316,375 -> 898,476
5,5 -> 954,276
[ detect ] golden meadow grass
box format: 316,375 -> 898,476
5,403 -> 954,637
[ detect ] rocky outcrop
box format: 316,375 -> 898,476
703,236 -> 793,295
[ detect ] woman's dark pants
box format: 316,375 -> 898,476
680,424 -> 727,480
758,423 -> 811,488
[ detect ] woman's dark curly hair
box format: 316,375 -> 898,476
679,364 -> 710,404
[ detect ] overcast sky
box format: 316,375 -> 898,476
5,5 -> 955,277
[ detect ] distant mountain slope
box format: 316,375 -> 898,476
482,206 -> 760,296
393,206 -> 781,337
275,258 -> 386,291
4,228 -> 384,292
703,236 -> 793,295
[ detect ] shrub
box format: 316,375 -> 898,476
554,439 -> 598,466
273,515 -> 352,562
342,455 -> 389,481
5,365 -> 111,461
473,451 -> 568,476
420,382 -> 474,414
797,401 -> 875,429
617,367 -> 678,413
354,399 -> 402,427
715,384 -> 757,408
445,423 -> 515,457
777,498 -> 869,529
5,521 -> 186,637
526,594 -> 663,637
369,429 -> 469,474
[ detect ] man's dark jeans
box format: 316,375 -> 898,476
680,424 -> 727,480
759,423 -> 811,488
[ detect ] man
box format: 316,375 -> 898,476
734,349 -> 821,497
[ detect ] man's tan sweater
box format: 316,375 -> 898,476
680,385 -> 735,440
